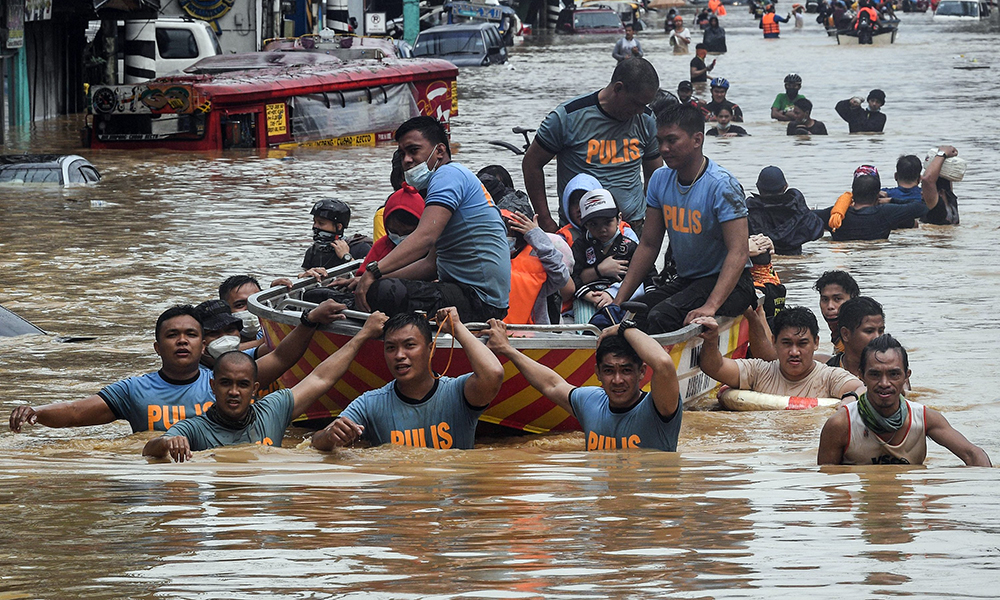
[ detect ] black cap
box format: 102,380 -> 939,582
195,299 -> 242,334
867,89 -> 886,104
678,80 -> 693,91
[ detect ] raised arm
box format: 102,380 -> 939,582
522,141 -> 558,232
920,145 -> 958,210
693,316 -> 742,388
290,312 -> 388,418
604,323 -> 679,418
925,408 -> 991,467
436,307 -> 504,408
255,299 -> 347,389
684,217 -> 749,324
485,319 -> 575,414
817,407 -> 850,464
613,205 -> 663,304
9,395 -> 115,432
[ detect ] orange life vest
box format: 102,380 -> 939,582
506,245 -> 549,325
708,0 -> 727,16
762,13 -> 780,34
855,6 -> 878,27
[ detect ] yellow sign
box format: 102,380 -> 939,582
266,103 -> 287,137
450,81 -> 459,116
279,133 -> 377,149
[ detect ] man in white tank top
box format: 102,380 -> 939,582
818,335 -> 991,466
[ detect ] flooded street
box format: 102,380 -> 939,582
2,10 -> 1000,598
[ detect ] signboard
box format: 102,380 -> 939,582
91,84 -> 206,115
25,0 -> 52,22
449,2 -> 504,21
6,0 -> 24,49
180,0 -> 235,33
266,103 -> 287,137
365,12 -> 386,34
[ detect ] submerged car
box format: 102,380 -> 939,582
0,155 -> 101,186
933,0 -> 990,18
412,23 -> 508,66
555,7 -> 625,34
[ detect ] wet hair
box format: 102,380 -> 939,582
596,334 -> 642,368
476,165 -> 515,190
155,305 -> 202,342
771,306 -> 819,339
860,334 -> 908,374
214,350 -> 258,381
656,103 -> 705,136
814,270 -> 860,297
852,174 -> 880,204
695,43 -> 707,51
218,275 -> 261,303
382,312 -> 433,345
895,154 -> 922,182
837,296 -> 884,333
610,57 -> 659,96
793,97 -> 812,114
390,149 -> 404,190
394,116 -> 451,157
716,106 -> 733,117
649,88 -> 680,119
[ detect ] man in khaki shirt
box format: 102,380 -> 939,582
695,307 -> 863,399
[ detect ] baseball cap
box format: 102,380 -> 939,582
579,189 -> 620,224
678,80 -> 693,91
384,183 -> 425,222
756,166 -> 787,196
867,89 -> 886,103
195,299 -> 243,334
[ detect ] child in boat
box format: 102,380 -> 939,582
695,307 -> 863,400
814,270 -> 860,354
570,189 -> 655,323
302,198 -> 373,270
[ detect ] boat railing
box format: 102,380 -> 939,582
248,261 -> 717,348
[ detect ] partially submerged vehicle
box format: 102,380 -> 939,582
247,265 -> 751,433
580,0 -> 646,30
87,51 -> 458,150
555,7 -> 626,34
933,0 -> 990,19
443,1 -> 522,45
412,23 -> 509,66
0,154 -> 100,186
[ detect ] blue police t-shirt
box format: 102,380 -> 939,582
535,91 -> 659,223
425,162 -> 511,310
339,374 -> 484,449
162,389 -> 295,451
568,387 -> 682,451
98,366 -> 215,433
883,185 -> 922,204
646,160 -> 749,279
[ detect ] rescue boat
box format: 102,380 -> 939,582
247,263 -> 750,433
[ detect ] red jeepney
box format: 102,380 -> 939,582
88,53 -> 458,151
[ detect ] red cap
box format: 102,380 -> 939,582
384,183 -> 425,221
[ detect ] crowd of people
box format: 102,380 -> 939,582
6,48 -> 985,469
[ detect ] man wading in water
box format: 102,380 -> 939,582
818,335 -> 991,466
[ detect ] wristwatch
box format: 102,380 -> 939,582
366,261 -> 382,280
618,318 -> 637,337
300,309 -> 320,328
341,253 -> 353,262
936,150 -> 947,157
841,391 -> 859,402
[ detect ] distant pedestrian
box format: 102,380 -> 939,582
612,25 -> 643,63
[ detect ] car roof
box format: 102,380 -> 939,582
0,154 -> 89,168
572,7 -> 619,12
421,23 -> 499,33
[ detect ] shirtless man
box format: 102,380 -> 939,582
818,335 -> 991,466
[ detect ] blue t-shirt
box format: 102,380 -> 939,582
646,160 -> 749,279
98,367 -> 215,433
339,374 -> 484,449
162,389 -> 295,451
426,162 -> 511,310
568,387 -> 682,451
535,91 -> 659,223
883,185 -> 922,204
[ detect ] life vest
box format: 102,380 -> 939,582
708,0 -> 727,15
855,6 -> 878,27
556,224 -> 575,247
506,245 -> 549,325
762,13 -> 780,34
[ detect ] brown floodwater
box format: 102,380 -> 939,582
1,11 -> 999,598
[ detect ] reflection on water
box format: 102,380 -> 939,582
1,11 -> 999,598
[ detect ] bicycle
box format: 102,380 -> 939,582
488,126 -> 535,155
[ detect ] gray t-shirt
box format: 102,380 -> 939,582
339,374 -> 484,449
163,389 -> 295,451
535,91 -> 659,223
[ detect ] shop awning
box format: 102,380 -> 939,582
93,0 -> 161,11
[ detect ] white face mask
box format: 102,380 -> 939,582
206,335 -> 241,359
403,150 -> 441,190
507,236 -> 518,254
716,121 -> 730,130
387,232 -> 408,246
231,310 -> 260,338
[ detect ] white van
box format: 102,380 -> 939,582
122,18 -> 222,82
933,0 -> 990,19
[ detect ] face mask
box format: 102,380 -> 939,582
387,232 -> 408,246
507,236 -> 518,254
716,121 -> 730,130
313,227 -> 338,244
231,310 -> 260,338
206,335 -> 241,360
404,150 -> 441,190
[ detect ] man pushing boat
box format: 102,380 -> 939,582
485,318 -> 682,451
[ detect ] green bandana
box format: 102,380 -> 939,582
857,392 -> 908,435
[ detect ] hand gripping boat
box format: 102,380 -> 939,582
248,263 -> 750,433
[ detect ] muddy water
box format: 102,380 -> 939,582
1,11 -> 999,598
